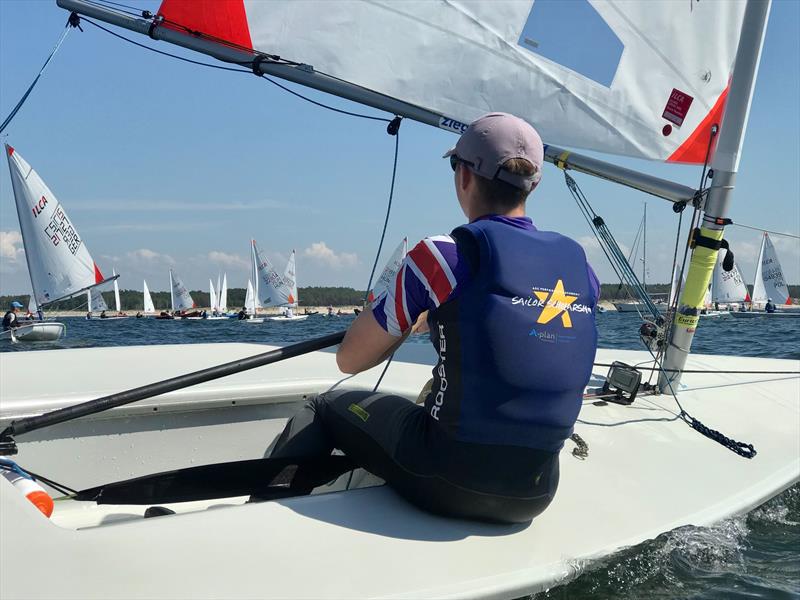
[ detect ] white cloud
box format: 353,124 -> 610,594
126,248 -> 176,265
207,251 -> 249,270
302,242 -> 358,270
0,230 -> 24,264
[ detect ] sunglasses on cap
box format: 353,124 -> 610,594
449,155 -> 473,172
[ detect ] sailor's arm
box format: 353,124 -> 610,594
337,310 -> 427,374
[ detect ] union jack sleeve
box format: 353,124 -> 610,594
372,236 -> 465,336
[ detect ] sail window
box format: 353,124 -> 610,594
517,0 -> 623,88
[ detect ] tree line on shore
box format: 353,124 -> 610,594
2,283 -> 797,311
1,286 -> 368,311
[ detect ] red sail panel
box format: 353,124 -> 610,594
94,263 -> 105,284
667,86 -> 729,164
158,0 -> 253,51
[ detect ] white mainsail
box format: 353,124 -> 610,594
368,237 -> 408,305
209,279 -> 218,312
751,232 -> 790,305
112,268 -> 122,312
712,253 -> 750,304
252,240 -> 291,307
244,279 -> 260,315
88,287 -> 108,313
169,269 -> 195,311
5,144 -> 109,305
219,273 -> 228,312
27,294 -> 38,317
283,250 -> 298,307
142,280 -> 155,314
155,0 -> 746,164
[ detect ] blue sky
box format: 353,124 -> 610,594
1,0 -> 798,296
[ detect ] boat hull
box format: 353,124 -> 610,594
0,322 -> 65,342
729,311 -> 800,318
0,343 -> 797,599
266,315 -> 309,322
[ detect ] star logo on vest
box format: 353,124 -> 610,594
533,279 -> 578,327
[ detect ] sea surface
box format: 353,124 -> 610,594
2,311 -> 798,598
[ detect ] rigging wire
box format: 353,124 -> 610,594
730,223 -> 800,240
0,15 -> 77,134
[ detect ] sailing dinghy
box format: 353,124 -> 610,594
202,279 -> 227,320
142,280 -> 156,316
266,250 -> 308,322
4,143 -> 115,341
0,1 -> 798,598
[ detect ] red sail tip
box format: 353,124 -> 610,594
158,0 -> 253,50
6,145 -> 14,156
667,86 -> 729,164
94,263 -> 105,284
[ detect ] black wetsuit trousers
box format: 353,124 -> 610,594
270,389 -> 560,524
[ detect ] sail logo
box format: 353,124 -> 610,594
31,196 -> 48,218
512,279 -> 590,328
439,117 -> 468,134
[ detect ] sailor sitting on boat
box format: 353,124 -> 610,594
765,298 -> 776,313
2,301 -> 23,331
270,113 -> 599,524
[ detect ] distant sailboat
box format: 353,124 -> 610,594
3,144 -> 115,341
169,269 -> 196,314
368,237 -> 408,305
219,273 -> 229,314
730,233 -> 797,318
268,250 -> 308,322
751,233 -> 791,306
204,278 -> 226,320
711,252 -> 750,308
142,280 -> 156,315
243,241 -> 265,323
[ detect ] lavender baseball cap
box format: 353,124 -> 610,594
443,112 -> 543,191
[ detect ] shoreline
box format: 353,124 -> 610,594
43,305 -> 363,317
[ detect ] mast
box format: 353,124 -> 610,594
169,270 -> 175,312
56,0 -> 697,206
250,241 -> 258,316
660,0 -> 771,391
642,203 -> 647,292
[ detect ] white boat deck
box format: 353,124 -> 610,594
1,343 -> 798,599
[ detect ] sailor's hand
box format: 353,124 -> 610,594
411,311 -> 429,334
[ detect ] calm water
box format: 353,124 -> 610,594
3,312 -> 799,598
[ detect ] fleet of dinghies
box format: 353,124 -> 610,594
0,1 -> 798,599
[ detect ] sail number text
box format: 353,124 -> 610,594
43,205 -> 82,255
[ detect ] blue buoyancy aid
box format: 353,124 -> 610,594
424,218 -> 598,451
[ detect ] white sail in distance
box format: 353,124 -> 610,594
5,144 -> 110,305
712,252 -> 749,304
244,279 -> 261,314
283,250 -> 298,307
143,280 -> 155,314
252,240 -> 291,307
27,294 -> 38,316
112,268 -> 122,312
209,279 -> 218,311
369,237 -> 408,305
155,0 -> 747,164
219,274 -> 228,312
169,269 -> 195,311
751,233 -> 790,305
87,287 -> 108,313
